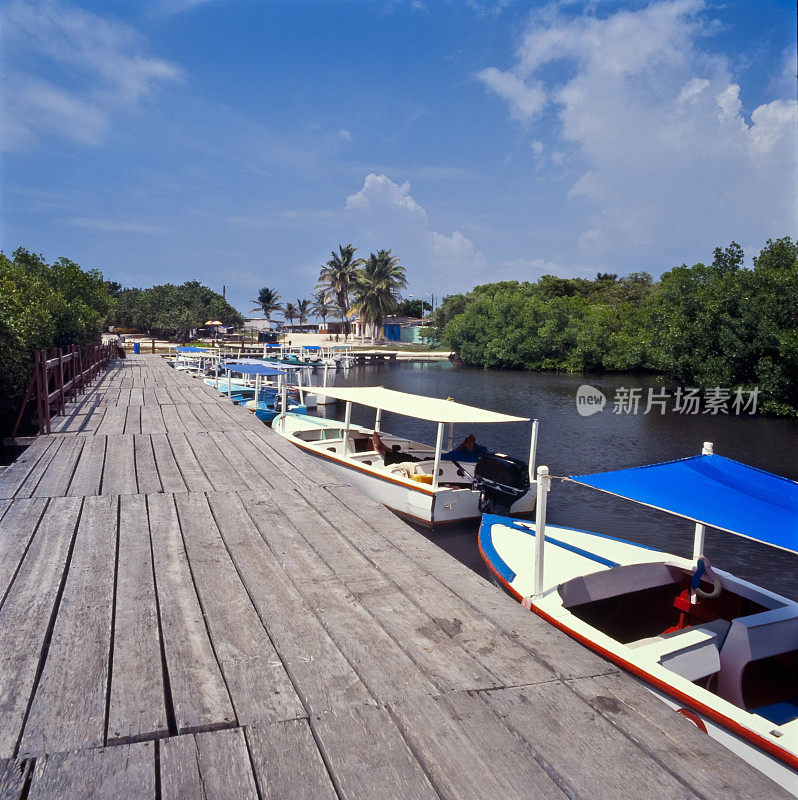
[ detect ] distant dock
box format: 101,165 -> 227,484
0,354 -> 786,798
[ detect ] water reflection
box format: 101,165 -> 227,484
315,361 -> 798,599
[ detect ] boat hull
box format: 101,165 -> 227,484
479,516 -> 798,792
272,414 -> 534,528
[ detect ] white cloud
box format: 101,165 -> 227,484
344,174 -> 488,291
338,129 -> 352,140
1,0 -> 182,150
346,173 -> 428,223
476,67 -> 545,121
479,0 -> 798,266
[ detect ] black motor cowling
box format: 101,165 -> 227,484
472,453 -> 530,515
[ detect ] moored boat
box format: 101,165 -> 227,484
271,385 -> 537,527
479,444 -> 798,791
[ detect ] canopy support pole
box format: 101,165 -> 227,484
528,419 -> 539,486
343,401 -> 352,454
432,422 -> 444,490
374,407 -> 382,433
533,465 -> 550,597
280,384 -> 288,423
692,441 -> 714,560
227,370 -> 233,400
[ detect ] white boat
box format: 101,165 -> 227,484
271,385 -> 538,527
479,443 -> 798,792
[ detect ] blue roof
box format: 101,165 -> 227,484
175,346 -> 208,353
302,345 -> 321,350
223,364 -> 286,376
569,454 -> 798,554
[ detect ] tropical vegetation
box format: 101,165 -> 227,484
250,287 -> 283,324
433,238 -> 797,416
1,248 -> 115,436
317,244 -> 362,336
113,282 -> 243,339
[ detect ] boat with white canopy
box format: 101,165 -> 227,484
271,385 -> 538,527
479,443 -> 798,790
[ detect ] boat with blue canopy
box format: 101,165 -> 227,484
479,442 -> 798,791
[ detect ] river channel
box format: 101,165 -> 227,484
311,360 -> 798,600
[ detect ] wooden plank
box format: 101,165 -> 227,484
175,405 -> 206,433
95,405 -> 126,433
207,492 -> 373,714
129,387 -> 144,406
0,757 -> 30,799
149,434 -> 186,493
101,435 -> 137,495
19,496 -> 117,756
0,497 -> 49,607
389,691 -> 568,800
326,483 -> 614,679
174,493 -> 304,725
123,406 -> 142,435
0,497 -> 82,759
310,487 -> 557,686
159,405 -> 185,432
211,429 -> 281,490
107,495 -> 169,745
0,499 -> 10,521
147,493 -> 235,733
311,704 -> 439,800
182,432 -> 242,492
161,729 -> 258,800
163,434 -> 212,492
240,492 -> 439,705
247,719 -> 338,800
139,404 -> 167,434
481,683 -> 698,800
66,435 -> 106,496
27,740 -> 155,800
0,438 -> 57,499
566,672 -> 793,799
133,435 -> 162,495
27,438 -> 84,498
4,438 -> 65,499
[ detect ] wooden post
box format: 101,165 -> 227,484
533,466 -> 550,597
343,401 -> 352,454
152,339 -> 156,354
58,347 -> 66,415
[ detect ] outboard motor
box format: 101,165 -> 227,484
472,453 -> 530,515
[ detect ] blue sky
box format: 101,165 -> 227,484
1,0 -> 795,316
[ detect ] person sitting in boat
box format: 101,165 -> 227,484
371,432 -> 486,466
440,433 -> 487,463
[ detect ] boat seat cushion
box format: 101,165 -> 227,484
754,699 -> 798,726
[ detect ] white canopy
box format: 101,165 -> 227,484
314,386 -> 528,424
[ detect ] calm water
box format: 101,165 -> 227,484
313,361 -> 798,600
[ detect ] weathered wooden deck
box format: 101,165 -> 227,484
0,355 -> 788,799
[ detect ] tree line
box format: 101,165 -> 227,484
0,248 -> 242,436
251,244 -> 409,343
432,238 -> 797,416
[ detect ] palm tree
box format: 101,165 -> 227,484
283,302 -> 298,327
249,287 -> 283,328
296,299 -> 310,327
310,289 -> 333,330
317,244 -> 362,339
352,249 -> 407,344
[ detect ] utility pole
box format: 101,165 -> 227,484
222,284 -> 227,299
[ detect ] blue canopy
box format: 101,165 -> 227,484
175,346 -> 208,353
569,454 -> 798,554
223,364 -> 286,376
302,345 -> 321,351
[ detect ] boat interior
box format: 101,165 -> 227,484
559,562 -> 798,724
290,425 -> 476,488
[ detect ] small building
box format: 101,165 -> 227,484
383,316 -> 427,343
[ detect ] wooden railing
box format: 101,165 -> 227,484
11,343 -> 117,438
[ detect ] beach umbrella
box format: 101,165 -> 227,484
204,320 -> 223,326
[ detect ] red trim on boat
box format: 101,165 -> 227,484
477,537 -> 798,771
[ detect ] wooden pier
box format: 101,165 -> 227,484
0,355 -> 788,798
